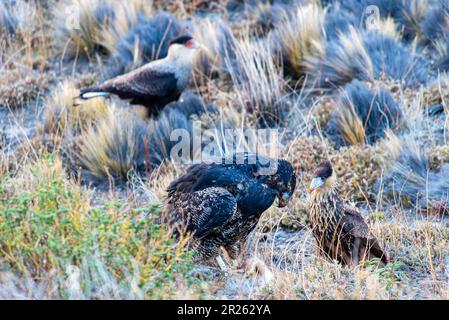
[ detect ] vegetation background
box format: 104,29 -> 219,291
1,0 -> 449,299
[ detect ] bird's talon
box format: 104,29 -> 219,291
216,255 -> 228,272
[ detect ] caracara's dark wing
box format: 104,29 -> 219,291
341,203 -> 389,263
79,66 -> 178,102
168,187 -> 237,238
340,203 -> 371,238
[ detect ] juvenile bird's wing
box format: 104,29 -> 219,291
341,203 -> 371,238
169,187 -> 237,238
342,202 -> 388,263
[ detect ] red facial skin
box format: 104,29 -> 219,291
185,39 -> 198,49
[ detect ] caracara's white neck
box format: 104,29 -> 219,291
310,183 -> 339,206
146,48 -> 196,91
151,48 -> 196,72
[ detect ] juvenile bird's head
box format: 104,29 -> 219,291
167,35 -> 201,64
309,160 -> 336,194
261,159 -> 297,208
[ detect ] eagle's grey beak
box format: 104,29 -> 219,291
309,177 -> 324,192
278,192 -> 291,208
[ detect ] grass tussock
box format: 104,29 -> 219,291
0,67 -> 51,109
53,0 -> 155,62
39,81 -> 110,146
192,18 -> 236,82
275,2 -> 325,80
65,92 -> 216,185
110,11 -> 184,74
379,132 -> 449,213
53,0 -> 115,60
310,27 -> 374,91
72,107 -> 150,184
327,80 -> 402,147
227,36 -> 289,127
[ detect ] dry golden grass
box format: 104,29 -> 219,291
234,192 -> 449,300
73,107 -> 149,183
377,17 -> 402,40
309,27 -> 374,90
275,2 -> 325,80
53,0 -> 109,59
334,99 -> 367,146
191,18 -> 235,84
40,81 -> 110,142
226,35 -> 288,126
97,1 -> 155,59
52,0 -> 153,60
0,67 -> 51,109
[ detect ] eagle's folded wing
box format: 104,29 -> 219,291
167,163 -> 249,194
170,187 -> 237,239
341,204 -> 371,238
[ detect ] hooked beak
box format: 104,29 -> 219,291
191,39 -> 201,49
278,192 -> 291,208
309,177 -> 324,193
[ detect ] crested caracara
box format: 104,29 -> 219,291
308,160 -> 389,266
78,35 -> 200,117
164,154 -> 296,265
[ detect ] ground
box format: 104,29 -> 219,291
1,0 -> 449,299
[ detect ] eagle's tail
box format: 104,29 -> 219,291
78,87 -> 110,100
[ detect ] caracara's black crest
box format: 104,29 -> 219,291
313,160 -> 333,179
169,35 -> 193,46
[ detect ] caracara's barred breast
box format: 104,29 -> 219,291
309,161 -> 388,266
309,190 -> 354,262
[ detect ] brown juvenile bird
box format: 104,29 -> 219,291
308,160 -> 388,266
78,35 -> 201,117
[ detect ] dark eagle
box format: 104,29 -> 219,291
78,35 -> 200,117
308,160 -> 389,266
164,155 -> 296,264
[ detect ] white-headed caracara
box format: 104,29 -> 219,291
78,35 -> 201,117
308,160 -> 389,266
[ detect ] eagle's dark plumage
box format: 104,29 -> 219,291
78,35 -> 200,117
164,155 -> 296,263
309,160 -> 389,266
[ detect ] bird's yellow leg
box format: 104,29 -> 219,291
220,246 -> 239,270
216,255 -> 229,273
352,238 -> 361,266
